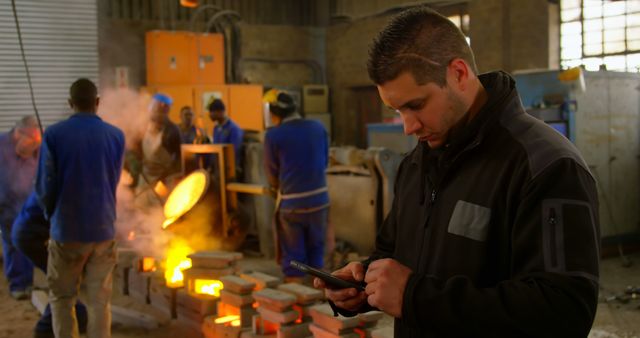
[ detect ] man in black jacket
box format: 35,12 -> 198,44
315,7 -> 600,337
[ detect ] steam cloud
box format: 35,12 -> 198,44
97,88 -> 171,258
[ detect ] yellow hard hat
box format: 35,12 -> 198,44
263,88 -> 280,104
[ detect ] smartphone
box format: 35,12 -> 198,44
289,260 -> 365,291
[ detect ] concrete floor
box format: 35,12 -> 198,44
1,252 -> 640,337
591,253 -> 640,338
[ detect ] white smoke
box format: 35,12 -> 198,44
97,88 -> 171,258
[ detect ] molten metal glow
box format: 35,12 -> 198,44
141,257 -> 156,272
292,304 -> 304,324
231,319 -> 240,327
214,315 -> 240,325
195,279 -> 224,297
162,171 -> 208,229
154,181 -> 169,197
164,241 -> 194,288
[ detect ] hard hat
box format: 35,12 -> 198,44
264,89 -> 296,117
152,93 -> 173,106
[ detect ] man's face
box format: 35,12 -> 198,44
209,109 -> 225,124
149,100 -> 168,126
181,108 -> 194,127
14,126 -> 41,158
377,71 -> 467,149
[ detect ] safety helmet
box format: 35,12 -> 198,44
263,89 -> 296,118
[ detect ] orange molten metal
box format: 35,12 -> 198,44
214,315 -> 240,327
154,181 -> 169,198
141,257 -> 156,272
194,279 -> 224,297
162,170 -> 209,229
164,240 -> 194,288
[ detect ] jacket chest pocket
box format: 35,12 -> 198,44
447,200 -> 492,242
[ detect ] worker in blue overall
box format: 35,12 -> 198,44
0,116 -> 41,300
263,90 -> 330,282
12,192 -> 88,338
208,99 -> 244,172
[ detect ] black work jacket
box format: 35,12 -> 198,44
368,71 -> 600,337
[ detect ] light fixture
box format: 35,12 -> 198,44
180,0 -> 198,8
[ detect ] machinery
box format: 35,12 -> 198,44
513,70 -> 577,141
161,143 -> 269,252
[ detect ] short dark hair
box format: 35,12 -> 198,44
180,105 -> 192,112
208,99 -> 225,112
367,7 -> 477,87
69,78 -> 98,111
269,92 -> 296,118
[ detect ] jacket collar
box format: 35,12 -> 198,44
71,112 -> 101,120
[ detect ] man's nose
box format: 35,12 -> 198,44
402,114 -> 421,135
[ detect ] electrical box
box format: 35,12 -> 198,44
146,31 -> 225,86
303,84 -> 329,114
228,84 -> 265,132
146,31 -> 193,85
191,33 -> 225,85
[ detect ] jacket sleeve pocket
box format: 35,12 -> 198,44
542,199 -> 599,282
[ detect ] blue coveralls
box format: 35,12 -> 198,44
213,118 -> 244,167
0,132 -> 36,292
264,117 -> 329,277
11,193 -> 87,333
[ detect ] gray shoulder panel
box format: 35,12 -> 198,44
499,99 -> 592,180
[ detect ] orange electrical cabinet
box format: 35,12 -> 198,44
146,31 -> 225,86
228,84 -> 265,132
143,84 -> 264,137
146,31 -> 193,85
191,34 -> 225,85
194,85 -> 229,135
146,85 -> 194,126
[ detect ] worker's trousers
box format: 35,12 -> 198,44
12,232 -> 87,333
47,239 -> 116,338
278,208 -> 328,277
1,223 -> 33,292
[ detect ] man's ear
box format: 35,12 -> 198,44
68,99 -> 74,109
95,97 -> 100,108
448,58 -> 470,91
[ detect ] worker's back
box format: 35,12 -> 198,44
36,113 -> 125,243
264,118 -> 329,211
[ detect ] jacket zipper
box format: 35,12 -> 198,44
415,139 -> 481,275
548,207 -> 558,268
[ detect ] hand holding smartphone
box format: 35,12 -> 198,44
289,260 -> 366,291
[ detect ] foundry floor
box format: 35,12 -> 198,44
1,254 -> 640,337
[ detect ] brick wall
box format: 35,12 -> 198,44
326,17 -> 389,145
239,23 -> 325,87
469,0 -> 560,73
